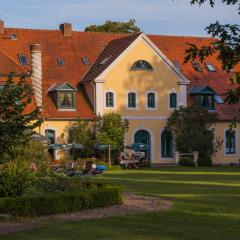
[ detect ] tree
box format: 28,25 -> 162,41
0,73 -> 42,161
184,0 -> 240,120
96,113 -> 129,152
167,105 -> 220,158
85,19 -> 140,33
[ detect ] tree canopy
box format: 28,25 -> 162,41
184,0 -> 240,120
85,19 -> 141,33
0,73 -> 42,161
167,105 -> 220,158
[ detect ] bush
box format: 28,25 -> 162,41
197,155 -> 213,167
179,157 -> 196,167
0,163 -> 34,197
0,187 -> 122,217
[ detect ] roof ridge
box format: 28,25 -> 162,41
0,48 -> 30,74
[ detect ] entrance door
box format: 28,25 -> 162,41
45,129 -> 55,160
134,130 -> 151,160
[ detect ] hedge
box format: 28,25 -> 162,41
0,187 -> 122,217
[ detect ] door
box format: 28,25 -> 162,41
134,130 -> 151,160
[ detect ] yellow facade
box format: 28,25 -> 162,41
35,36 -> 239,165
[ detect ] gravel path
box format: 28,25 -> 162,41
0,193 -> 173,235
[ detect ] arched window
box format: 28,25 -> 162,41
106,92 -> 114,107
147,92 -> 156,108
170,93 -> 177,109
128,92 -> 136,108
131,60 -> 153,70
161,130 -> 173,158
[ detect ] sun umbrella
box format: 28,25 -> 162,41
31,133 -> 51,144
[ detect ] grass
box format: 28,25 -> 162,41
2,167 -> 240,240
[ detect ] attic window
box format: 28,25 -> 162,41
10,33 -> 17,40
57,58 -> 65,66
192,61 -> 202,72
82,56 -> 90,65
131,60 -> 153,71
99,56 -> 112,65
173,60 -> 181,70
215,95 -> 224,104
18,54 -> 28,66
205,62 -> 216,72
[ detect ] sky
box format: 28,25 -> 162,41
0,0 -> 239,36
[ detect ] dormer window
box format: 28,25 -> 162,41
82,56 -> 90,65
189,86 -> 215,110
18,54 -> 28,66
131,60 -> 153,71
192,61 -> 202,72
205,62 -> 216,72
10,33 -> 17,40
48,82 -> 77,111
57,58 -> 65,66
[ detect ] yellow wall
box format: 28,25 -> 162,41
213,122 -> 240,165
103,39 -> 181,116
36,120 -> 71,142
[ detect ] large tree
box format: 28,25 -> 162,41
184,0 -> 240,119
0,73 -> 42,161
167,105 -> 219,159
85,19 -> 140,33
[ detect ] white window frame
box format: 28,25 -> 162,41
104,89 -> 116,109
224,128 -> 238,156
126,90 -> 138,110
146,90 -> 157,110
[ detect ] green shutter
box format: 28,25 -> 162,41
170,93 -> 177,108
128,93 -> 136,108
148,93 -> 155,108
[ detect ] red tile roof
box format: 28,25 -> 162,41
149,35 -> 239,121
0,27 -> 238,121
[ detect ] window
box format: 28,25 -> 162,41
215,95 -> 224,104
147,92 -> 155,108
225,130 -> 236,154
131,60 -> 153,71
57,58 -> 65,66
161,130 -> 173,158
18,54 -> 28,66
194,95 -> 215,110
82,56 -> 90,65
106,92 -> 114,107
192,61 -> 202,72
100,56 -> 112,65
170,93 -> 177,109
58,92 -> 75,109
128,92 -> 136,108
205,62 -> 216,72
10,33 -> 17,40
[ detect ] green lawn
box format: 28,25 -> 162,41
2,167 -> 240,240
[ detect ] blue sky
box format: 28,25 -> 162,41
1,0 -> 239,36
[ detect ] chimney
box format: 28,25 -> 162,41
59,23 -> 72,37
0,19 -> 4,34
30,43 -> 42,107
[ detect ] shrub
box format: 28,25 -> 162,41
197,155 -> 213,167
0,187 -> 122,217
0,163 -> 34,197
179,157 -> 196,167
